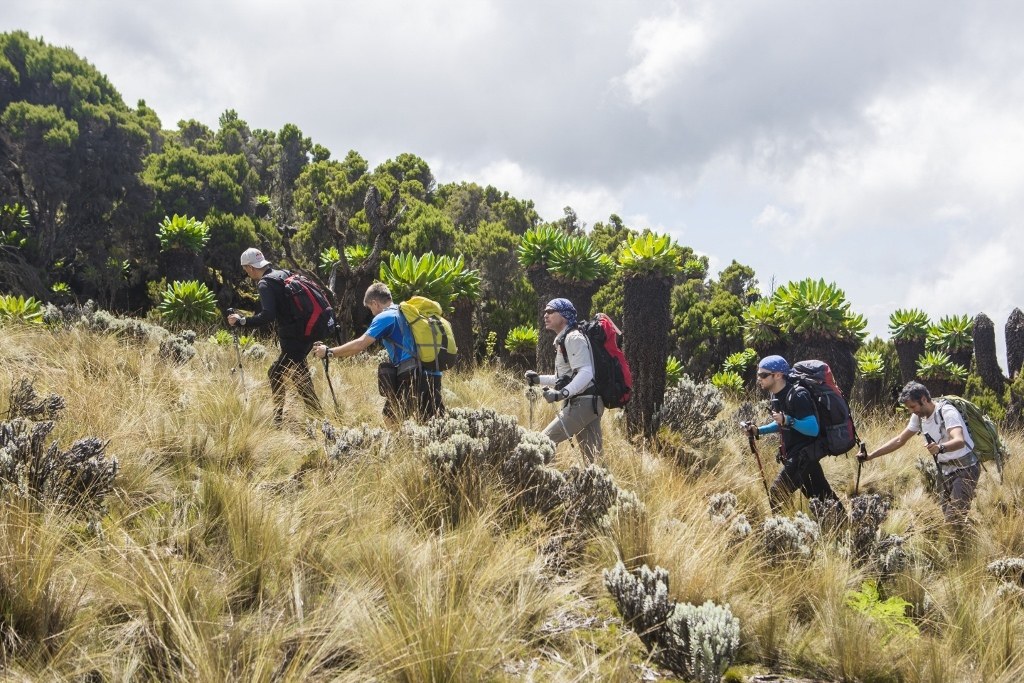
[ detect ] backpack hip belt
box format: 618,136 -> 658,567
939,451 -> 979,475
395,357 -> 419,376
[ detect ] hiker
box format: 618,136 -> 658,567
744,355 -> 845,516
859,381 -> 979,525
524,298 -> 604,462
312,282 -> 443,421
227,247 -> 321,424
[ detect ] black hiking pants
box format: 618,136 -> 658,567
769,444 -> 844,516
268,341 -> 321,422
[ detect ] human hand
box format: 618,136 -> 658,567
543,388 -> 566,403
227,313 -> 244,327
312,343 -> 327,359
525,370 -> 540,386
740,421 -> 758,439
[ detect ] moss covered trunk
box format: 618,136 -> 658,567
623,274 -> 672,437
973,313 -> 1005,395
1007,308 -> 1024,380
452,297 -> 475,369
895,338 -> 925,384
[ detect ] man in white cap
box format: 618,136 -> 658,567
227,247 -> 321,424
524,297 -> 604,462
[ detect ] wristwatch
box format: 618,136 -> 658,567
326,349 -> 334,358
937,443 -> 945,454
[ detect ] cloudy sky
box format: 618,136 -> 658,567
8,1 -> 1024,365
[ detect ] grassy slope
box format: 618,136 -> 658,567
1,322 -> 1023,682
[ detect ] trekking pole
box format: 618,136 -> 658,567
526,385 -> 538,429
925,434 -> 945,491
854,442 -> 866,496
742,422 -> 772,502
227,308 -> 247,402
322,351 -> 339,412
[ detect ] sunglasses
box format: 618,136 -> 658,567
756,371 -> 773,379
543,309 -> 556,315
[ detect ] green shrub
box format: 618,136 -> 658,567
855,349 -> 886,380
157,281 -> 219,326
0,294 -> 43,324
504,325 -> 538,355
722,348 -> 757,375
711,371 -> 744,396
156,214 -> 209,253
665,355 -> 683,387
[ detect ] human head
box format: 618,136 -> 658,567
240,247 -> 271,280
898,381 -> 934,418
363,282 -> 393,314
756,355 -> 790,393
543,297 -> 577,332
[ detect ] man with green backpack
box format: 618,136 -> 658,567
860,381 -> 1008,525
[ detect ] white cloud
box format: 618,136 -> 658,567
614,5 -> 712,105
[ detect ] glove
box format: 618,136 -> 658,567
525,370 -> 540,386
543,387 -> 567,403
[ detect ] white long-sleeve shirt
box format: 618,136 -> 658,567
539,328 -> 595,397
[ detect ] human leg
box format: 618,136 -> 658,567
768,457 -> 800,512
940,462 -> 981,524
267,351 -> 289,423
541,397 -> 603,462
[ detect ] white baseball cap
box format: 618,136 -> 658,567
240,248 -> 270,268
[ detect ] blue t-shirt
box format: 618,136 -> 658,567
366,304 -> 417,364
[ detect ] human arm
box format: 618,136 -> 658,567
313,333 -> 376,359
234,278 -> 279,328
864,427 -> 918,461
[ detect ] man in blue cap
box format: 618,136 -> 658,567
745,354 -> 844,515
524,298 -> 604,462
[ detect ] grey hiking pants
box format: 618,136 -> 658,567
542,395 -> 605,463
940,460 -> 981,524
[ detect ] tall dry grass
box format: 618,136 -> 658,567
1,321 -> 1024,680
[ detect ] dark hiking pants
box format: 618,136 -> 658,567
268,342 -> 320,422
770,446 -> 844,518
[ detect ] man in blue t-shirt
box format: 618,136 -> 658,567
312,282 -> 443,421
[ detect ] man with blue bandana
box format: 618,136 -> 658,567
524,298 -> 604,462
744,354 -> 844,515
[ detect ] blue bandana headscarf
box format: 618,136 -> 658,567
758,355 -> 790,374
545,298 -> 577,329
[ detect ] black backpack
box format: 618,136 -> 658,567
788,359 -> 858,456
264,270 -> 336,342
559,313 -> 632,409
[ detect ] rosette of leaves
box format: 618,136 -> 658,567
711,371 -> 744,396
773,278 -> 867,343
889,308 -> 930,341
254,194 -> 272,218
665,355 -> 683,387
504,325 -> 538,355
440,254 -> 481,303
0,202 -> 29,249
856,349 -> 886,380
321,244 -> 371,274
916,350 -> 968,387
548,235 -> 615,283
0,295 -> 43,324
722,348 -> 757,375
617,232 -> 681,279
156,214 -> 209,253
517,225 -> 565,270
157,280 -> 219,326
379,251 -> 457,309
742,299 -> 784,349
926,315 -> 972,352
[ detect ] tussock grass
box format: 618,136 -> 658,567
2,321 -> 1024,680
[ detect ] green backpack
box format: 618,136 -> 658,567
934,395 -> 1010,481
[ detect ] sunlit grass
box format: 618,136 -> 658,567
1,322 -> 1023,679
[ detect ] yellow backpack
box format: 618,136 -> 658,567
398,296 -> 458,371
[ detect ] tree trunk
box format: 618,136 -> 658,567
854,377 -> 886,411
894,338 -> 925,384
452,297 -> 475,369
623,274 -> 673,438
527,269 -> 604,373
1007,308 -> 1024,380
159,248 -> 204,284
787,339 -> 858,398
973,313 -> 1005,395
948,347 -> 973,372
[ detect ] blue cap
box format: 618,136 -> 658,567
758,355 -> 790,374
545,298 -> 577,328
